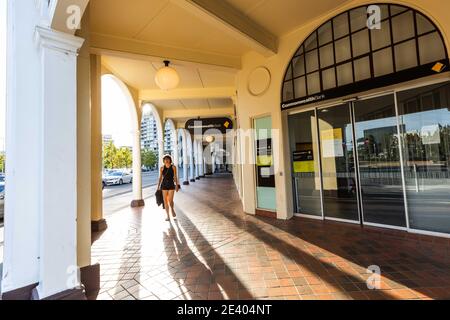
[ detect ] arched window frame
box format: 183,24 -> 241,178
281,3 -> 449,110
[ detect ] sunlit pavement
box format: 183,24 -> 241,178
103,172 -> 158,217
91,174 -> 450,300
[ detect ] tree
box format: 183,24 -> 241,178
116,147 -> 132,169
141,149 -> 158,169
0,153 -> 5,173
103,142 -> 118,169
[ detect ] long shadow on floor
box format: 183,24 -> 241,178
186,177 -> 400,299
162,216 -> 253,300
187,175 -> 450,299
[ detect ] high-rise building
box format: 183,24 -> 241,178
164,121 -> 173,155
140,113 -> 158,152
102,134 -> 113,145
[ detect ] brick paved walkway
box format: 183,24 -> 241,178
92,174 -> 450,300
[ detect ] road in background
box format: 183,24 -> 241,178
103,171 -> 159,199
103,171 -> 159,216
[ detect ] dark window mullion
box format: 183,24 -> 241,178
331,17 -> 338,87
347,11 -> 356,83
413,12 -> 421,66
303,49 -> 309,96
290,62 -> 296,99
316,30 -> 324,92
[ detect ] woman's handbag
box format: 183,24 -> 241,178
155,167 -> 169,208
155,188 -> 164,208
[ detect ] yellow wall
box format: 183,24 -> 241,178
235,0 -> 450,219
90,54 -> 103,223
76,6 -> 92,268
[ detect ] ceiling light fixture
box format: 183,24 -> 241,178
155,60 -> 180,91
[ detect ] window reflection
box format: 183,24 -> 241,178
398,83 -> 450,233
318,105 -> 359,222
354,95 -> 406,227
289,111 -> 322,216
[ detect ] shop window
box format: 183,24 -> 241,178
370,20 -> 391,50
318,22 -> 332,46
333,13 -> 349,39
373,47 -> 393,77
352,29 -> 370,57
392,11 -> 415,43
394,40 -> 418,71
419,32 -> 446,65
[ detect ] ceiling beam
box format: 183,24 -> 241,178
172,0 -> 278,56
90,33 -> 241,69
140,87 -> 236,101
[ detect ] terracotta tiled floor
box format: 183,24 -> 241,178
92,174 -> 450,300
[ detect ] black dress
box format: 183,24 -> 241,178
161,166 -> 176,191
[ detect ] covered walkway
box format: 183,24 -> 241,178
92,175 -> 450,301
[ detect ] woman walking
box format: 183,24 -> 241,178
158,155 -> 179,221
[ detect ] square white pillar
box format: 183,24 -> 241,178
33,26 -> 84,299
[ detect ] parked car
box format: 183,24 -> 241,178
0,182 -> 5,220
103,170 -> 132,186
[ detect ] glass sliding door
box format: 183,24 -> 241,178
318,104 -> 360,222
353,95 -> 407,227
397,82 -> 450,234
289,110 -> 322,216
288,80 -> 450,236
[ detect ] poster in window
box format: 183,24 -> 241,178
293,148 -> 315,173
321,128 -> 344,158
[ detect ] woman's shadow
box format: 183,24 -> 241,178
162,217 -> 251,300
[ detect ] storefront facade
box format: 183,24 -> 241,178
236,1 -> 450,238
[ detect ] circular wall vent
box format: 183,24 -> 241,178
248,67 -> 271,96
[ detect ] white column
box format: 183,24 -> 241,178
186,132 -> 195,182
131,127 -> 144,207
36,27 -> 84,299
158,134 -> 165,167
170,124 -> 179,168
199,141 -> 205,177
197,141 -> 202,177
179,129 -> 189,185
193,140 -> 199,179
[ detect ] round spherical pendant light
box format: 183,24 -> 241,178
155,60 -> 180,90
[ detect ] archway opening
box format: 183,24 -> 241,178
139,104 -> 164,191
101,74 -> 138,215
